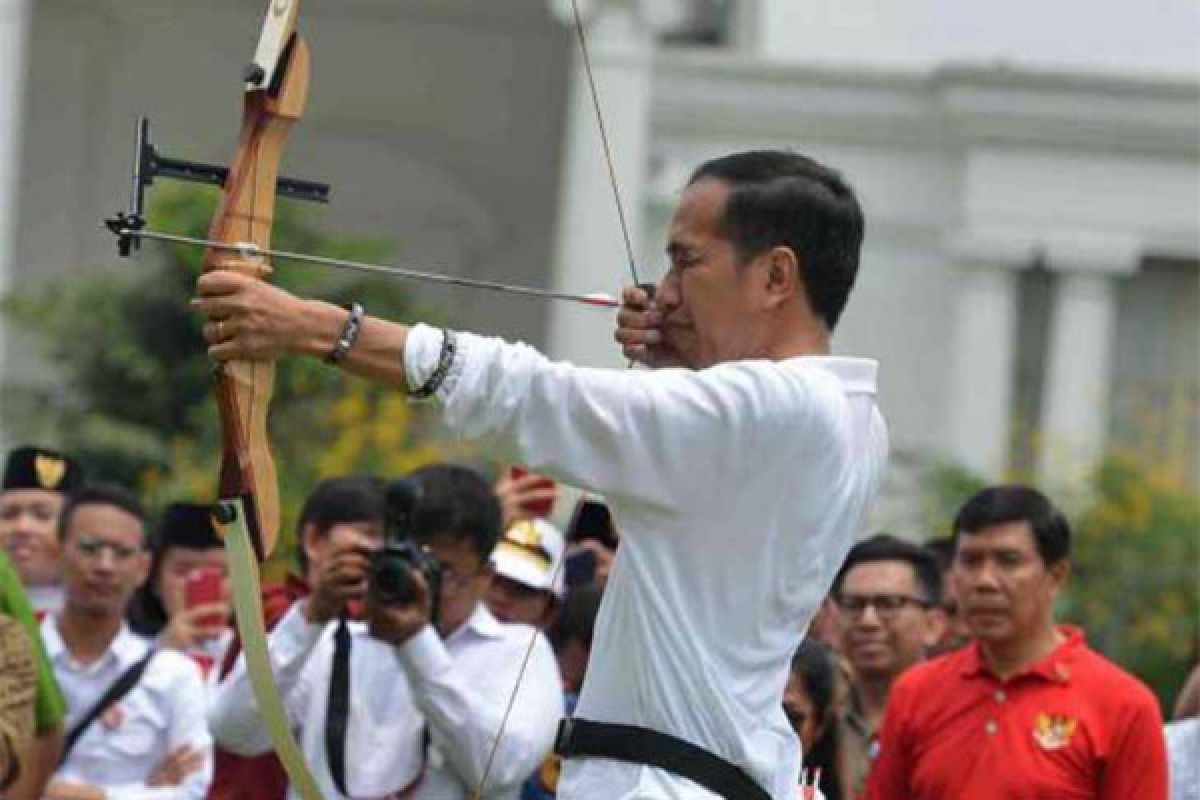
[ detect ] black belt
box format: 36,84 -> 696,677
555,717 -> 771,800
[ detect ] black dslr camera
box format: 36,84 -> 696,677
367,479 -> 443,624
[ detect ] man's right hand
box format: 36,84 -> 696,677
614,285 -> 677,367
305,541 -> 373,625
159,603 -> 230,653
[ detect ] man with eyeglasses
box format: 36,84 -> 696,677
41,483 -> 212,800
830,533 -> 946,796
210,466 -> 562,800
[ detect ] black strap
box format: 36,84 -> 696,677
60,650 -> 156,765
326,617 -> 352,796
555,717 -> 770,800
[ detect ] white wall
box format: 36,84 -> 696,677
760,0 -> 1200,78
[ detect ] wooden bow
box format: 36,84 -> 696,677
203,3 -> 324,798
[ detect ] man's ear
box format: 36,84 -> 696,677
921,607 -> 950,650
762,246 -> 800,309
135,550 -> 152,587
1047,558 -> 1071,591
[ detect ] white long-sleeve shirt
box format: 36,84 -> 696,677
207,601 -> 562,800
405,326 -> 889,800
41,616 -> 213,800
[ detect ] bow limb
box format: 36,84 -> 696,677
206,3 -> 323,798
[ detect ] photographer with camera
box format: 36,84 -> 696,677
209,467 -> 562,800
208,476 -> 425,800
366,464 -> 564,799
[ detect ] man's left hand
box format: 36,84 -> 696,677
191,270 -> 327,362
366,570 -> 434,646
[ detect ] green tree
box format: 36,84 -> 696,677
3,185 -> 450,572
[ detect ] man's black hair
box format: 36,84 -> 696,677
295,475 -> 387,573
688,150 -> 865,330
832,532 -> 943,606
57,482 -> 147,544
547,585 -> 603,653
952,485 -> 1071,566
408,464 -> 502,564
923,536 -> 955,574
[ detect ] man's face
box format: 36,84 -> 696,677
303,519 -> 385,582
657,178 -> 775,368
486,574 -> 554,628
838,561 -> 945,681
426,535 -> 492,635
60,503 -> 148,618
0,488 -> 65,586
952,521 -> 1066,647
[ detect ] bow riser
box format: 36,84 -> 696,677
203,34 -> 310,561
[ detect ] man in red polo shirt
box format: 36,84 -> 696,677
865,485 -> 1167,800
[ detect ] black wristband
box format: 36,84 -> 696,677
408,329 -> 458,398
325,303 -> 364,365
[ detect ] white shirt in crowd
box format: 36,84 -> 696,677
208,600 -> 562,800
41,616 -> 213,800
1166,718 -> 1199,800
27,585 -> 63,617
405,326 -> 888,800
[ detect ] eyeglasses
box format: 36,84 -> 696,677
837,593 -> 930,619
73,534 -> 141,562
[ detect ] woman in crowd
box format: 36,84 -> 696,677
785,639 -> 850,800
128,502 -> 231,674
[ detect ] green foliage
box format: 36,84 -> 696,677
919,454 -> 1200,708
1067,455 -> 1199,709
3,185 -> 450,573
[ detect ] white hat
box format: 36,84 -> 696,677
491,518 -> 566,599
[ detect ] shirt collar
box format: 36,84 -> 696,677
960,625 -> 1084,685
43,614 -> 149,668
794,356 -> 879,395
447,602 -> 504,644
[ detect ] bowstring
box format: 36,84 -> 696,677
473,1 -> 639,796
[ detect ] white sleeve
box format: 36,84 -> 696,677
405,325 -> 819,509
206,603 -> 322,756
395,627 -> 563,793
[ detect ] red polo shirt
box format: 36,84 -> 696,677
864,627 -> 1167,800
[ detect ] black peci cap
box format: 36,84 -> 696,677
2,445 -> 86,493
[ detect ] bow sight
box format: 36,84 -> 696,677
105,117 -> 330,257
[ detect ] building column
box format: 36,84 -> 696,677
545,0 -> 683,366
1037,233 -> 1140,482
944,229 -> 1036,478
0,0 -> 31,424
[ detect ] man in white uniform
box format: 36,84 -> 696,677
194,150 -> 888,800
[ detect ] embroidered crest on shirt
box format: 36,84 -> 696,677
1032,712 -> 1077,750
100,703 -> 124,731
34,453 -> 67,489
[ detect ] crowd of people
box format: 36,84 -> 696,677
0,148 -> 1194,800
0,443 -> 1193,800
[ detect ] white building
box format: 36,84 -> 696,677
3,0 -> 1197,517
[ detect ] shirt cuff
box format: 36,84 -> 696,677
394,625 -> 451,679
403,324 -> 468,402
